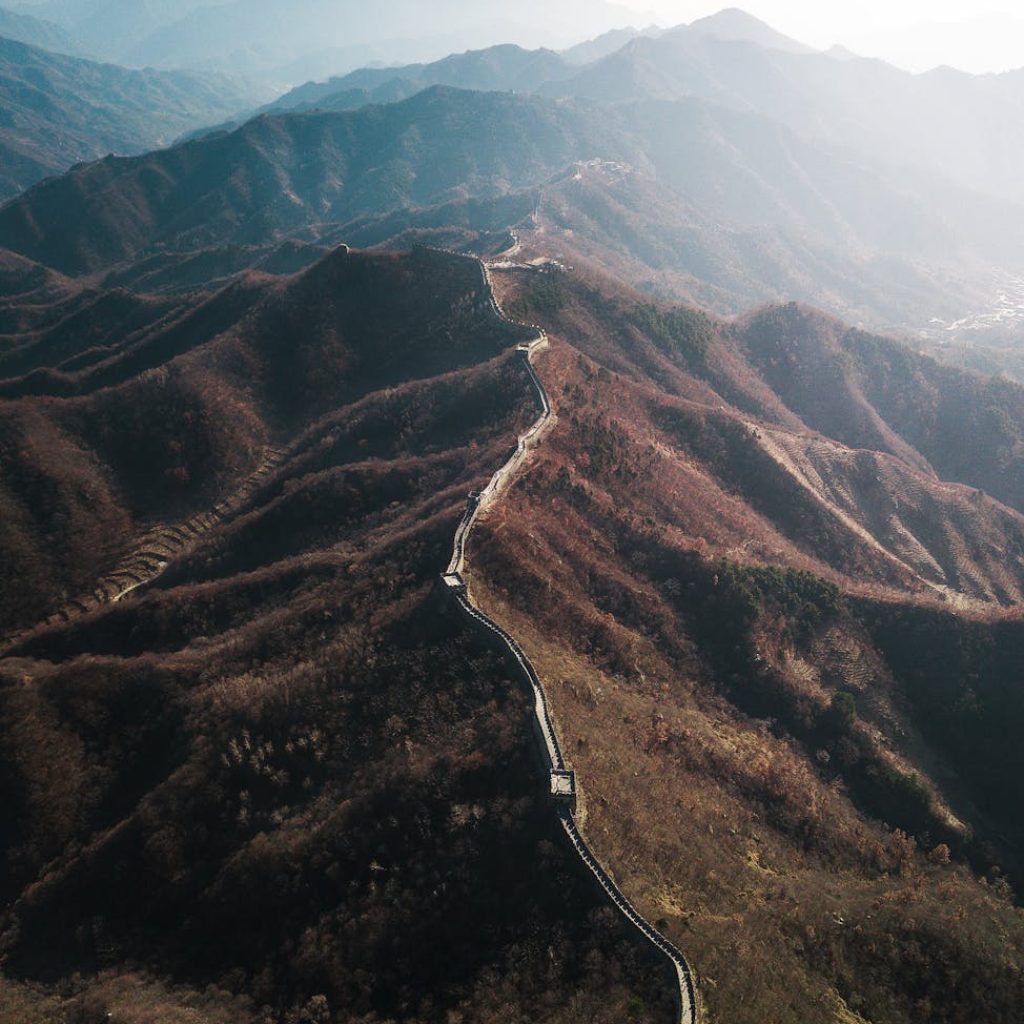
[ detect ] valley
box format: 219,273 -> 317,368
922,273 -> 1024,379
933,275 -> 1024,337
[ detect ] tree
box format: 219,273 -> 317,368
827,691 -> 857,733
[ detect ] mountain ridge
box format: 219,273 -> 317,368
0,244 -> 680,1023
0,7 -> 81,54
688,6 -> 816,55
1,9 -> 1024,1024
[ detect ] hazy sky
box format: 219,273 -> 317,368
622,1 -> 1024,73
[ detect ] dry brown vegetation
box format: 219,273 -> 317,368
0,249 -> 673,1023
5,244 -> 1024,1023
472,266 -> 1024,1023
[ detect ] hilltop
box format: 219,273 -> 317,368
34,0 -> 645,82
688,7 -> 816,54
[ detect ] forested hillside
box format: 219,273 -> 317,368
471,265 -> 1024,1023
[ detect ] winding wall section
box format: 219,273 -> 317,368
440,254 -> 698,1024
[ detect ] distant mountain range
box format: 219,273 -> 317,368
4,6 -> 1024,351
266,44 -> 574,115
261,11 -> 1024,208
537,19 -> 1024,206
0,87 -> 641,272
9,0 -> 224,60
0,5 -> 79,53
0,34 -> 259,200
3,80 -> 1019,345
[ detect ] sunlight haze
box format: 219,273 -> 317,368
625,1 -> 1024,72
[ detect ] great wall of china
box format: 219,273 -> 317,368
440,253 -> 699,1024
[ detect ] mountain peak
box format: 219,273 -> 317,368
826,44 -> 860,61
688,7 -> 817,55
